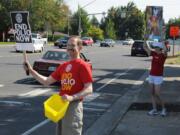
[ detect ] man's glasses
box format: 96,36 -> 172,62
67,48 -> 75,52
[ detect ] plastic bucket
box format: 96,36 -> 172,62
44,94 -> 69,123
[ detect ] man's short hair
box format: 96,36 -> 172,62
69,36 -> 82,47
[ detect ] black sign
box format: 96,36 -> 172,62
10,11 -> 32,43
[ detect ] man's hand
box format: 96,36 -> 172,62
23,61 -> 33,74
61,94 -> 74,102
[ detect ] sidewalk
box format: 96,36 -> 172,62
110,65 -> 180,135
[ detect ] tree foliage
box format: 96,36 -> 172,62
0,0 -> 69,41
87,26 -> 104,40
100,2 -> 145,40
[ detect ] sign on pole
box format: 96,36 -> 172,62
10,11 -> 32,45
146,6 -> 164,41
169,26 -> 179,37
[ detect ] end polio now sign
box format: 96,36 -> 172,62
10,11 -> 32,43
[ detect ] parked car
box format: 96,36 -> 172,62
31,33 -> 48,45
100,39 -> 115,47
131,40 -> 149,56
33,49 -> 92,76
123,38 -> 134,45
15,38 -> 44,53
54,36 -> 70,48
81,37 -> 94,46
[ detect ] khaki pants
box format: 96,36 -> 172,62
56,101 -> 83,135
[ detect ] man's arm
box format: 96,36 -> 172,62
24,61 -> 57,86
62,82 -> 93,102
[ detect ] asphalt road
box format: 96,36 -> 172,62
0,44 -> 151,135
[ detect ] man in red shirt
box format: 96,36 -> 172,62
144,40 -> 167,117
23,36 -> 93,135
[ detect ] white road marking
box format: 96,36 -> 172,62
96,68 -> 133,92
0,100 -> 30,106
19,88 -> 52,97
21,119 -> 50,135
164,77 -> 180,81
84,92 -> 100,102
0,84 -> 4,87
83,107 -> 105,112
84,102 -> 110,108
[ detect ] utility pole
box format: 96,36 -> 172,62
78,4 -> 82,37
78,0 -> 97,37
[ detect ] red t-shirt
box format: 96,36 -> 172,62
150,51 -> 167,76
51,59 -> 93,96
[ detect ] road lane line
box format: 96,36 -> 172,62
0,84 -> 4,87
83,107 -> 105,112
83,102 -> 110,108
19,88 -> 52,97
96,68 -> 133,92
21,119 -> 50,135
84,92 -> 100,102
0,100 -> 30,106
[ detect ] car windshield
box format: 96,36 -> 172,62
105,39 -> 112,42
133,41 -> 144,47
43,51 -> 70,61
58,37 -> 69,41
81,37 -> 89,40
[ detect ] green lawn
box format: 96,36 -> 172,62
0,42 -> 15,45
166,55 -> 180,65
0,42 -> 54,46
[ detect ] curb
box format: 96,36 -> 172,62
84,70 -> 149,135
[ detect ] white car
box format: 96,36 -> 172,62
15,38 -> 44,53
123,38 -> 134,45
32,33 -> 48,45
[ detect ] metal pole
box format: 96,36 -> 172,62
173,36 -> 175,56
67,15 -> 70,36
78,4 -> 81,37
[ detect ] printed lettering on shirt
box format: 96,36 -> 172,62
61,72 -> 75,91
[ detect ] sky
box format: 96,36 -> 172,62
64,0 -> 180,23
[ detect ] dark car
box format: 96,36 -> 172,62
100,39 -> 115,47
33,49 -> 92,76
81,37 -> 94,46
131,40 -> 149,56
54,36 -> 70,48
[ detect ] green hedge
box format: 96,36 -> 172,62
48,35 -> 64,42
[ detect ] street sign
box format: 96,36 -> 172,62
169,26 -> 179,37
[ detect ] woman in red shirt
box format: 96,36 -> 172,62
144,40 -> 167,117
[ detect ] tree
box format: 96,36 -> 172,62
70,8 -> 91,36
100,2 -> 145,40
91,15 -> 99,27
0,0 -> 70,41
105,19 -> 116,39
87,25 -> 104,40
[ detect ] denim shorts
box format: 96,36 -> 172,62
148,75 -> 163,85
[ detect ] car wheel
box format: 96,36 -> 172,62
145,54 -> 149,57
131,52 -> 136,56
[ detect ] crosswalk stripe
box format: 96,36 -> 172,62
19,88 -> 52,97
84,102 -> 110,108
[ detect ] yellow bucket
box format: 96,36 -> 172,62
44,94 -> 69,123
